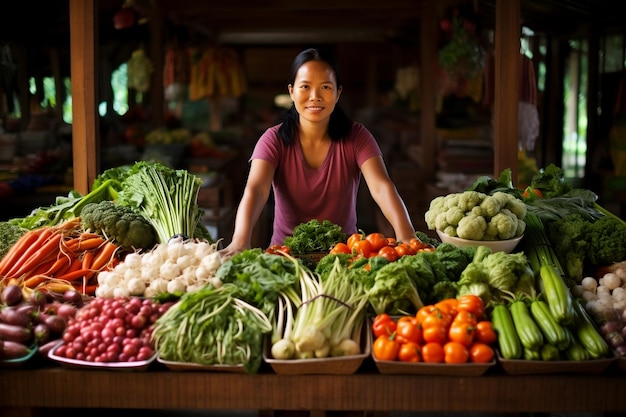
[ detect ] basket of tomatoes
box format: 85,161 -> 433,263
371,295 -> 497,376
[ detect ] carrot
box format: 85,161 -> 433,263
30,259 -> 58,277
39,281 -> 75,294
45,254 -> 73,276
81,250 -> 94,271
66,236 -> 106,252
6,232 -> 63,278
91,241 -> 119,271
0,229 -> 41,276
72,282 -> 98,296
23,274 -> 52,289
55,268 -> 93,282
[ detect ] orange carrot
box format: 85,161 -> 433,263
55,268 -> 93,282
23,274 -> 51,289
6,232 -> 63,278
0,229 -> 41,276
45,254 -> 73,276
91,241 -> 119,271
30,259 -> 58,277
81,250 -> 94,271
73,283 -> 98,296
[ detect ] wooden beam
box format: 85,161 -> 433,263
69,0 -> 99,194
493,0 -> 520,180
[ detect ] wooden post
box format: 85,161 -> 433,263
69,0 -> 99,194
419,2 -> 437,182
493,0 -> 520,180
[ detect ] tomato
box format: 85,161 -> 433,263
378,245 -> 399,262
421,342 -> 445,363
397,341 -> 421,362
434,298 -> 459,318
468,342 -> 495,363
415,305 -> 437,325
352,239 -> 372,258
365,232 -> 388,252
448,321 -> 476,347
394,243 -> 416,258
453,310 -> 478,326
347,232 -> 364,250
265,244 -> 290,255
409,237 -> 433,252
456,294 -> 485,320
396,316 -> 422,344
421,310 -> 446,329
422,323 -> 447,344
372,313 -> 397,338
443,341 -> 469,363
372,334 -> 400,361
329,242 -> 351,255
386,237 -> 397,246
474,321 -> 498,345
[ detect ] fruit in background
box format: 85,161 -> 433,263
124,125 -> 144,146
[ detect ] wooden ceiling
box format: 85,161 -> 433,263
0,0 -> 623,48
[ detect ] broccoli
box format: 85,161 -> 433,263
546,213 -> 589,282
80,200 -> 157,251
587,215 -> 626,266
0,222 -> 27,261
456,213 -> 487,240
367,262 -> 424,315
430,280 -> 459,303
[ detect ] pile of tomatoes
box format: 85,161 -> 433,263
329,232 -> 434,262
371,294 -> 497,364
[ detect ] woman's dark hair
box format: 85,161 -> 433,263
277,48 -> 352,145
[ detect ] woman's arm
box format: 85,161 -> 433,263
220,159 -> 275,257
360,155 -> 416,243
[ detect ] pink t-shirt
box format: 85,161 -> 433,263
251,122 -> 382,245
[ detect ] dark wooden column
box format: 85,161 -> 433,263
69,0 -> 99,194
493,0 -> 520,180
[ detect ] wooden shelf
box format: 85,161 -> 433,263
1,364 -> 625,416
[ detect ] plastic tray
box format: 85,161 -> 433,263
263,327 -> 371,375
157,356 -> 246,373
497,352 -> 618,375
0,345 -> 38,369
48,342 -> 156,371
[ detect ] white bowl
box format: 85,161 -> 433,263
436,230 -> 523,253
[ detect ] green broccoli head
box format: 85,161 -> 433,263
81,201 -> 157,251
588,215 -> 626,266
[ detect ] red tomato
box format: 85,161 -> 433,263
443,341 -> 470,363
352,239 -> 372,258
395,316 -> 422,344
468,342 -> 495,363
421,342 -> 445,363
329,242 -> 351,255
365,232 -> 388,252
456,294 -> 485,320
378,245 -> 399,262
448,321 -> 476,347
474,321 -> 498,345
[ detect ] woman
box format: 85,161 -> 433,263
221,48 -> 415,257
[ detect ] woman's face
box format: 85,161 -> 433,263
288,60 -> 342,124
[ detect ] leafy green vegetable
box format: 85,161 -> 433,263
151,283 -> 272,374
9,179 -> 120,229
367,261 -> 424,315
0,222 -> 27,260
80,200 -> 157,251
431,280 -> 459,302
467,168 -> 524,199
529,163 -> 572,199
283,219 -> 346,254
546,212 -> 626,282
116,161 -> 204,243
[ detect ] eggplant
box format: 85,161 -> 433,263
0,340 -> 31,360
0,322 -> 32,344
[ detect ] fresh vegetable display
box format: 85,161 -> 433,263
0,284 -> 80,361
0,220 -> 121,296
55,296 -> 172,363
283,219 -> 346,254
95,236 -> 223,298
424,190 -> 526,241
372,295 -> 497,364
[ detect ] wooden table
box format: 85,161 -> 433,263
1,362 -> 625,417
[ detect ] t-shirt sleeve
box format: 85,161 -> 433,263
250,125 -> 282,167
352,122 -> 382,167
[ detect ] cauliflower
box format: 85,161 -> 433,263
80,201 -> 157,251
425,196 -> 445,229
489,208 -> 519,239
456,213 -> 487,240
446,206 -> 465,227
480,192 -> 510,217
505,197 -> 527,220
457,190 -> 487,212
